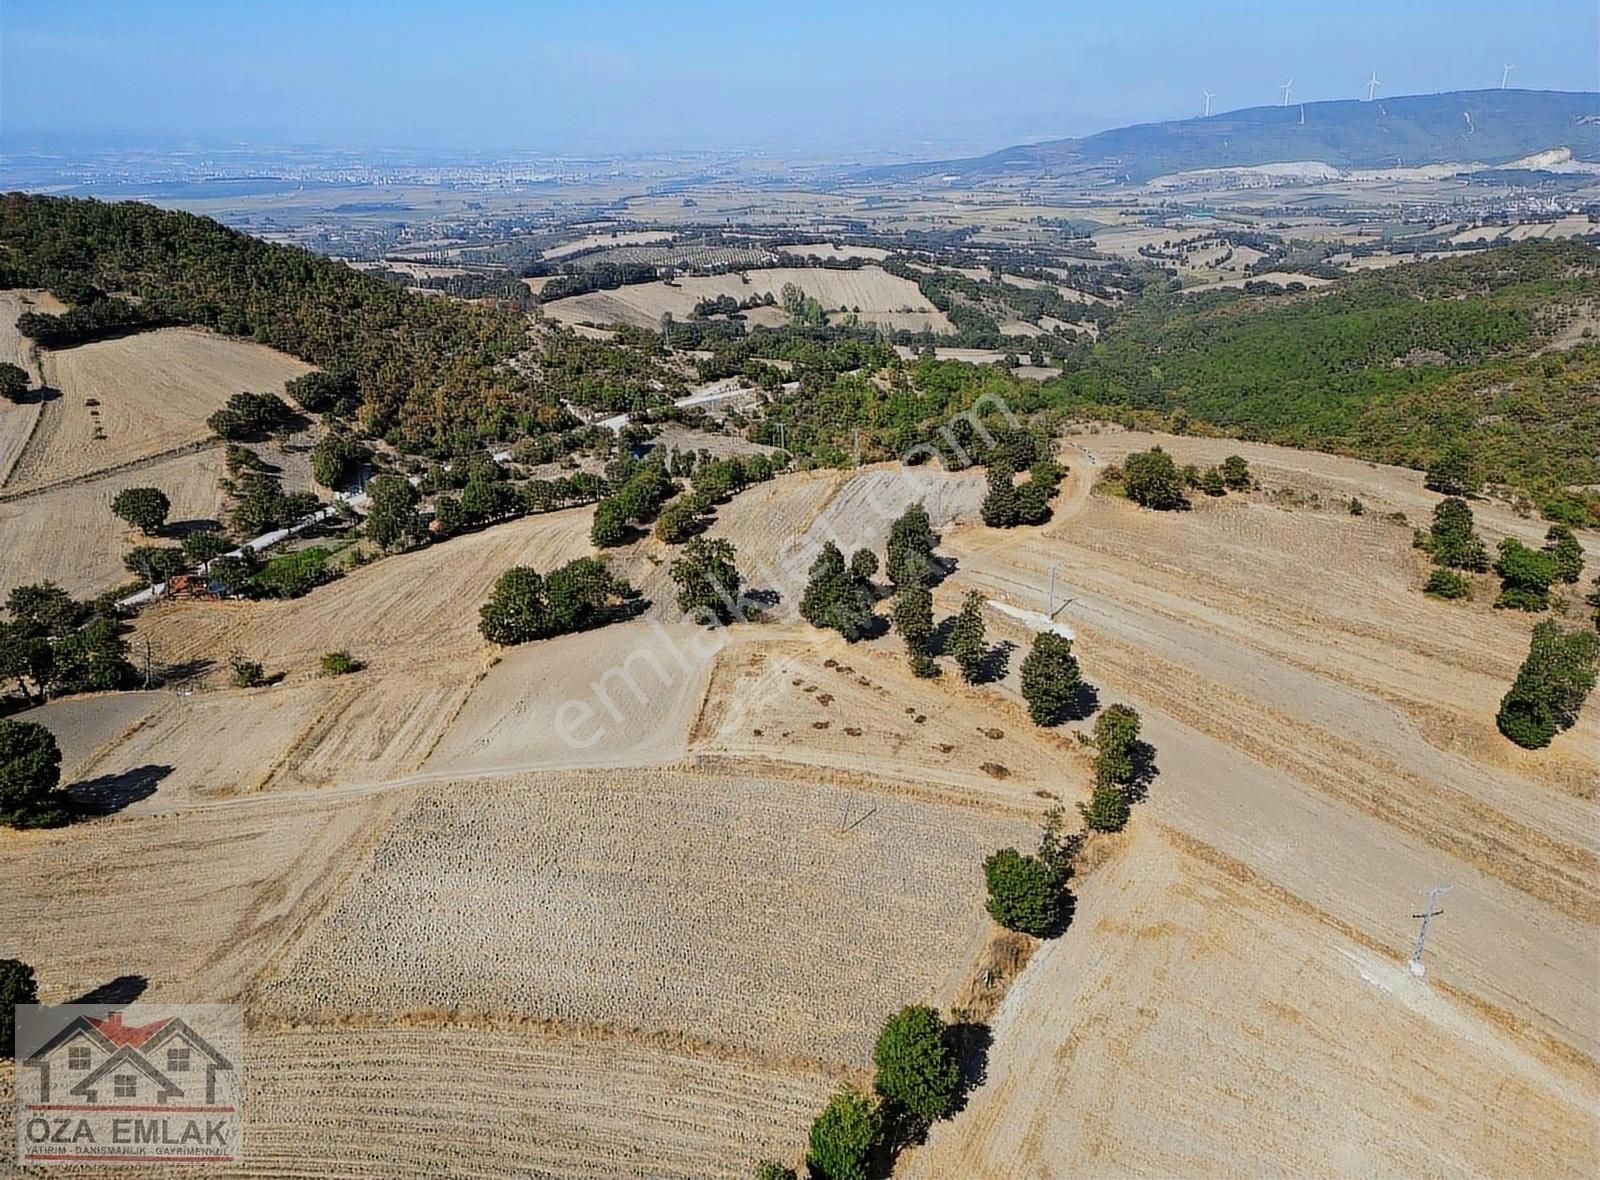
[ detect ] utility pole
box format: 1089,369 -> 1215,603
143,639 -> 153,689
1407,885 -> 1451,977
1046,564 -> 1060,616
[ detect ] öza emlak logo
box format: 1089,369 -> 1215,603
14,1004 -> 244,1166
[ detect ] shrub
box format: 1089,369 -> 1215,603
1092,703 -> 1142,788
0,958 -> 39,1054
1220,454 -> 1251,490
807,1086 -> 879,1180
754,1163 -> 797,1180
872,1005 -> 960,1128
1200,467 -> 1226,497
1019,632 -> 1080,725
1423,569 -> 1470,600
111,486 -> 171,534
229,656 -> 266,688
1122,447 -> 1186,510
0,719 -> 65,828
1348,497 -> 1365,515
983,848 -> 1061,936
320,650 -> 359,676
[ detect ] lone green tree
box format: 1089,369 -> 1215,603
947,591 -> 988,683
1497,621 -> 1598,748
1019,632 -> 1081,725
1543,525 -> 1585,585
1092,704 -> 1142,787
1494,538 -> 1559,611
886,503 -> 937,588
807,1086 -> 879,1180
111,487 -> 171,535
1426,498 -> 1489,572
0,717 -> 66,828
670,537 -> 742,625
980,460 -> 1019,527
983,847 -> 1061,936
0,958 -> 38,1055
479,567 -> 549,645
365,475 -> 421,549
872,1005 -> 960,1128
892,579 -> 937,677
1220,454 -> 1252,490
0,362 -> 29,402
1122,447 -> 1186,510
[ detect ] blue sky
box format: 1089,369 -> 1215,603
2,0 -> 1595,156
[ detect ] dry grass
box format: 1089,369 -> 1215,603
255,769 -> 1034,1068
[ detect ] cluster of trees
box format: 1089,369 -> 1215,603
592,456 -> 677,546
802,542 -> 880,643
1181,453 -> 1251,498
0,584 -> 137,706
885,505 -> 942,676
231,465 -> 323,537
655,452 -> 784,544
983,808 -> 1076,937
780,282 -> 827,327
1496,621 -> 1598,748
15,291 -> 152,347
1082,704 -> 1143,832
1493,526 -> 1584,611
795,1003 -> 965,1180
0,717 -> 65,828
478,558 -> 634,645
980,456 -> 1064,528
207,391 -> 297,441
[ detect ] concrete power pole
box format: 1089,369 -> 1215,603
1407,885 -> 1451,977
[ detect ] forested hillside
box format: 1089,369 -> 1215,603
755,242 -> 1600,521
0,194 -> 545,452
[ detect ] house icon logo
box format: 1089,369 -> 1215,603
14,1004 -> 244,1166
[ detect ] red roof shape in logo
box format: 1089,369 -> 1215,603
87,1012 -> 172,1048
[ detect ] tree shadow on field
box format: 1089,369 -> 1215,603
164,518 -> 224,540
10,384 -> 61,405
66,764 -> 171,818
70,975 -> 149,1006
946,1020 -> 995,1114
159,657 -> 216,685
1062,679 -> 1100,722
1125,740 -> 1160,804
978,639 -> 1016,683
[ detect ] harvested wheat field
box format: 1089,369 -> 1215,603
0,790 -> 404,1004
0,445 -> 232,599
690,635 -> 1088,809
541,265 -> 955,334
902,824 -> 1598,1180
256,769 -> 1033,1067
899,430 -> 1600,1173
5,326 -> 310,493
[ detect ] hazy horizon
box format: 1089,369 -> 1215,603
3,0 -> 1598,159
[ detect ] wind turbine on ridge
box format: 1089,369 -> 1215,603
1280,78 -> 1294,106
1366,71 -> 1381,101
1202,89 -> 1215,117
1501,63 -> 1514,89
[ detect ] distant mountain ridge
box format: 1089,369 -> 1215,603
861,89 -> 1600,184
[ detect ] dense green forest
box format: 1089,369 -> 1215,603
0,195 -> 555,453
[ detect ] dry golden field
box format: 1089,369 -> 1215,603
7,326 -> 310,494
541,264 -> 955,334
5,422 -> 1597,1177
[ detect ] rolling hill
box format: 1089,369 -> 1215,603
861,89 -> 1600,184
